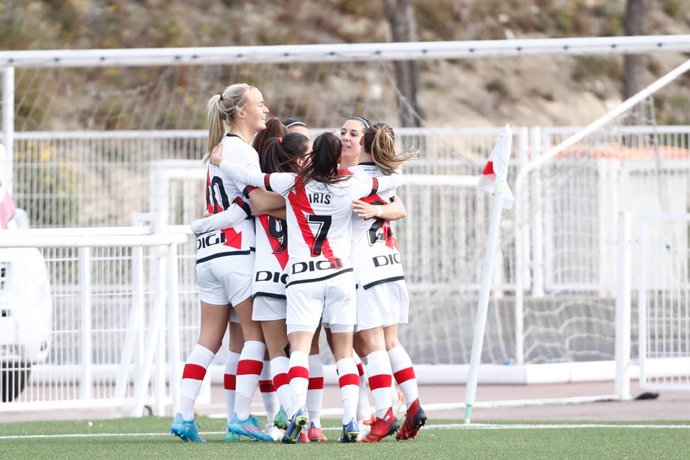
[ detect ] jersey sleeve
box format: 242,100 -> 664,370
352,174 -> 403,199
375,174 -> 403,194
218,160 -> 296,195
265,173 -> 296,196
218,160 -> 270,188
190,198 -> 251,235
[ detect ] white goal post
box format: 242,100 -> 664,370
1,37 -> 690,416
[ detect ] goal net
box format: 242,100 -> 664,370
2,42 -> 689,414
513,58 -> 690,395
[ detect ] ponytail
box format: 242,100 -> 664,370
363,122 -> 414,175
262,133 -> 309,174
302,132 -> 345,186
203,83 -> 252,163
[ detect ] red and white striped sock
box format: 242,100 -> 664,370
270,356 -> 291,413
259,360 -> 279,424
388,344 -> 419,408
365,350 -> 393,418
224,351 -> 240,422
287,350 -> 309,419
306,353 -> 324,428
353,353 -> 371,421
179,345 -> 215,421
234,340 -> 265,420
337,357 -> 360,425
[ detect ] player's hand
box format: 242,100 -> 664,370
190,217 -> 207,236
352,199 -> 379,220
209,143 -> 223,166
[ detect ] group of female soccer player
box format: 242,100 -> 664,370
170,83 -> 426,444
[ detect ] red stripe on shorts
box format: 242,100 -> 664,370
237,359 -> 263,376
308,377 -> 324,390
339,373 -> 359,388
224,373 -> 236,390
393,367 -> 416,384
182,363 -> 207,381
288,366 -> 309,381
368,373 -> 393,390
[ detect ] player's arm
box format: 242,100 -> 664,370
262,206 -> 287,220
353,194 -> 406,221
211,146 -> 295,206
210,148 -> 268,188
374,174 -> 403,193
247,188 -> 286,217
190,200 -> 251,235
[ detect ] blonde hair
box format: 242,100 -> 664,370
204,83 -> 253,163
363,123 -> 415,175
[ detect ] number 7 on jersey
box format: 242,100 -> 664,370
307,214 -> 332,256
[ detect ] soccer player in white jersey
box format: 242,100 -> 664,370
350,123 -> 428,441
338,116 -> 376,427
170,83 -> 276,443
204,118 -> 325,443
282,118 -> 330,442
340,124 -> 409,442
210,132 -> 402,444
250,120 -> 304,441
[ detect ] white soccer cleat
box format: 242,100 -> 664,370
263,423 -> 284,442
356,418 -> 372,441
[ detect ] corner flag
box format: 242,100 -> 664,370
477,125 -> 514,209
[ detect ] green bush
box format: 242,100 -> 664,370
571,56 -> 623,83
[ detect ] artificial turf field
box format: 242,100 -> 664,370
2,417 -> 690,459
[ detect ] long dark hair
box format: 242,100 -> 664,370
253,117 -> 287,172
263,133 -> 310,174
301,132 -> 347,186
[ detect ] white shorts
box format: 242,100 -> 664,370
354,279 -> 409,332
286,271 -> 357,333
252,295 -> 287,321
196,252 -> 254,308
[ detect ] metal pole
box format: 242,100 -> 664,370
464,183 -> 508,424
615,212 -> 632,400
79,247 -> 92,401
167,243 -> 181,416
1,67 -> 14,191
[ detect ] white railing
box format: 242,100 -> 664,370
0,227 -> 188,415
636,213 -> 690,391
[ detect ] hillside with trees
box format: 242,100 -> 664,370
2,0 -> 689,128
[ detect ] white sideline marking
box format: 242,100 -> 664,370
1,423 -> 689,440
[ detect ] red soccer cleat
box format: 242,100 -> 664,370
396,399 -> 427,440
307,423 -> 328,442
298,431 -> 310,443
358,408 -> 399,443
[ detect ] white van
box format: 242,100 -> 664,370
0,182 -> 53,402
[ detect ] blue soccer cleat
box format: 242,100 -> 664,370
338,418 -> 359,443
281,408 -> 308,444
224,424 -> 241,442
170,413 -> 205,442
228,414 -> 273,442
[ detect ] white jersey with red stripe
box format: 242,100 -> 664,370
197,134 -> 257,262
253,214 -> 289,298
216,160 -> 403,286
349,163 -> 406,289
